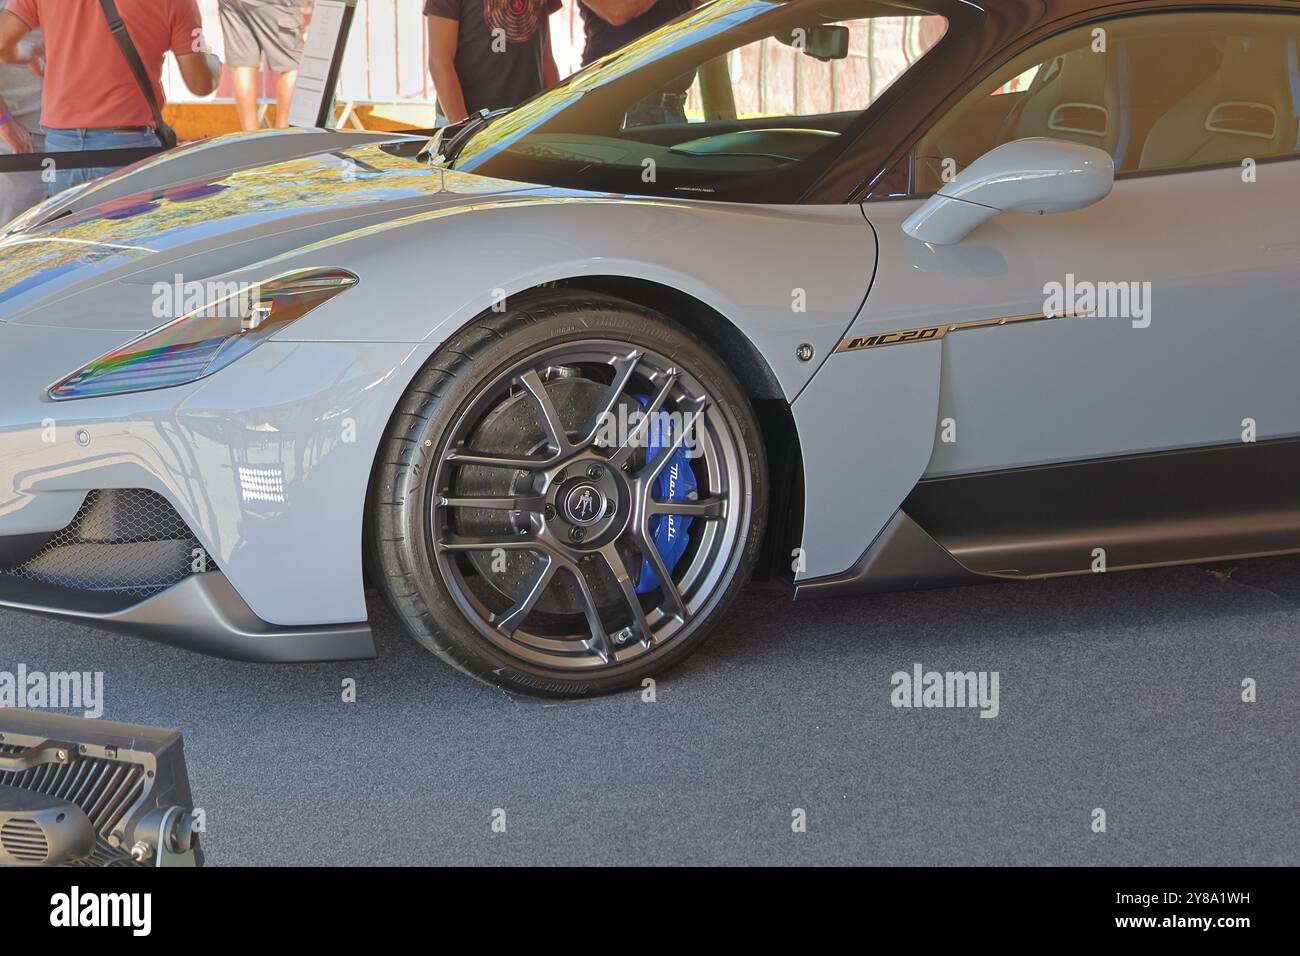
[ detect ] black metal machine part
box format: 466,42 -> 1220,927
0,711 -> 202,867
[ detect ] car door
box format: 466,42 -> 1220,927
859,6 -> 1300,480
793,5 -> 1300,585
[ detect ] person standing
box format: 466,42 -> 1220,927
0,0 -> 43,224
424,0 -> 562,125
578,0 -> 694,67
0,0 -> 222,197
218,0 -> 306,131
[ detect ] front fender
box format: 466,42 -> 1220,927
263,195 -> 877,401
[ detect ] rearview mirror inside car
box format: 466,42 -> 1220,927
902,137 -> 1114,245
778,25 -> 850,61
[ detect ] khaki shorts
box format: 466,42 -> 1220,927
219,0 -> 306,74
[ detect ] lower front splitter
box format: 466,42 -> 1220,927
0,571 -> 375,663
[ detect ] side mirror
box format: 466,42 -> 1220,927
901,137 -> 1114,245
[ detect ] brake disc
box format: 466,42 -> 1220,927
453,374 -> 626,616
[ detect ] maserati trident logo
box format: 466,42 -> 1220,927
564,484 -> 605,526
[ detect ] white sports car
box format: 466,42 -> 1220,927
1,0 -> 1298,695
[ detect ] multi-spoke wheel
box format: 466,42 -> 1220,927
371,292 -> 766,696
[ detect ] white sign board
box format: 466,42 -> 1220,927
287,0 -> 354,129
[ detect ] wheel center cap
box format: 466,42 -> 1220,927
562,483 -> 607,526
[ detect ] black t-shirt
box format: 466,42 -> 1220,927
424,0 -> 560,115
579,0 -> 694,66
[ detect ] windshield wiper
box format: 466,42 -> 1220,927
418,108 -> 511,167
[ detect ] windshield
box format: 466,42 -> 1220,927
444,0 -> 948,203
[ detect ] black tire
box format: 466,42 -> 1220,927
370,291 -> 767,697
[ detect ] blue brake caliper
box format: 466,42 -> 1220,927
633,394 -> 697,594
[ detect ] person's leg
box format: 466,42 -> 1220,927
220,0 -> 265,131
257,3 -> 306,128
273,69 -> 297,129
232,65 -> 261,131
0,168 -> 46,224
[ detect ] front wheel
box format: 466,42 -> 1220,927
371,292 -> 767,696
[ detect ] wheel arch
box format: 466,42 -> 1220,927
549,276 -> 784,400
362,278 -> 805,587
548,277 -> 803,583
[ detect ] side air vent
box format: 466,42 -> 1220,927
1,817 -> 49,862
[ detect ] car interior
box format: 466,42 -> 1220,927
461,8 -> 1299,202
910,19 -> 1300,196
461,4 -> 948,199
509,27 -> 874,176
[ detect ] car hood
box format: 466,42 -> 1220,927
0,143 -> 537,329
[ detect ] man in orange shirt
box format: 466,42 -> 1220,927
0,0 -> 222,196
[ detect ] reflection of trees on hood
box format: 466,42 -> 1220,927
0,147 -> 441,301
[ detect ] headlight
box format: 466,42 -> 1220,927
48,268 -> 357,401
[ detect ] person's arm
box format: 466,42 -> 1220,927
0,94 -> 33,153
581,0 -> 658,28
0,10 -> 36,68
176,50 -> 221,96
540,0 -> 562,87
173,0 -> 221,96
541,44 -> 559,88
541,26 -> 559,88
426,15 -> 468,124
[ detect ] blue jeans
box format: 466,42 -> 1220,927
44,127 -> 162,197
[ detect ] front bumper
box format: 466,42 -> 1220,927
0,321 -> 437,648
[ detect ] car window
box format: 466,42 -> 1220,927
667,15 -> 947,127
903,10 -> 1300,197
449,0 -> 947,203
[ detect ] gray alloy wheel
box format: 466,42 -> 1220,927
371,292 -> 767,696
